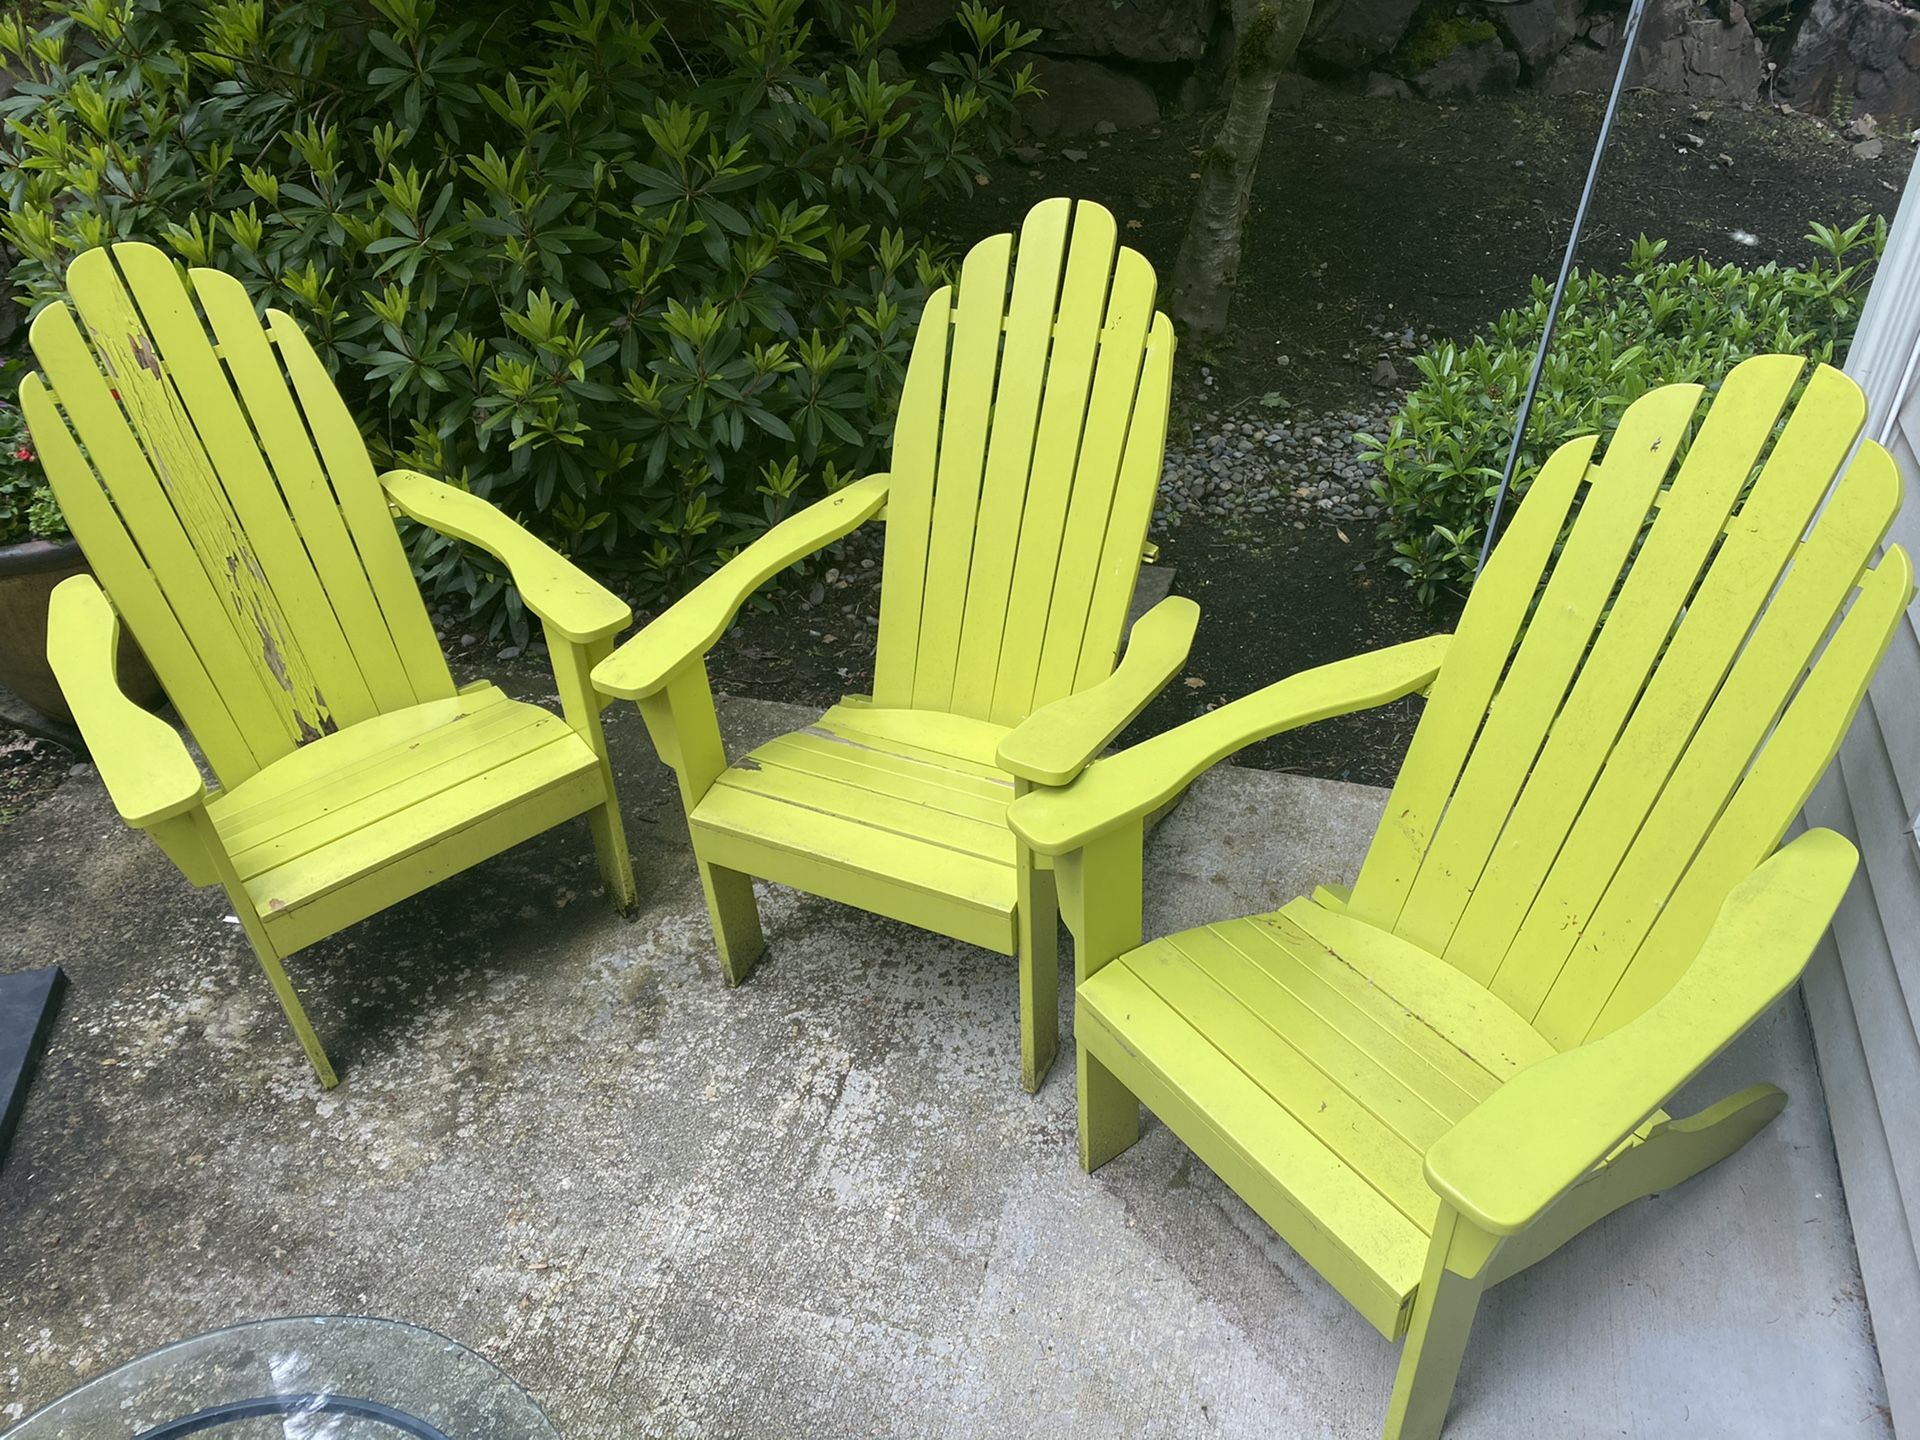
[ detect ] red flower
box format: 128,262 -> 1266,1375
13,448 -> 32,463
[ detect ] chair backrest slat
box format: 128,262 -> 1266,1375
1072,308 -> 1176,694
1524,446 -> 1900,1044
909,228 -> 1014,712
950,196 -> 1072,718
1346,431 -> 1597,927
104,245 -> 381,732
1587,542 -> 1911,1038
26,244 -> 454,788
870,285 -> 951,703
990,199 -> 1122,722
1347,357 -> 1910,1048
1437,355 -> 1808,986
263,309 -> 450,701
1389,380 -> 1704,959
1029,246 -> 1161,713
193,270 -> 418,714
20,369 -> 264,780
871,199 -> 1173,724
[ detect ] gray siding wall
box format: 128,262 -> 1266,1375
1805,158 -> 1920,1437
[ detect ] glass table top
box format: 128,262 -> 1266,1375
1,1316 -> 559,1439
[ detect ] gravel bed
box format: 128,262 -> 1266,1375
1155,324 -> 1434,535
1155,398 -> 1398,534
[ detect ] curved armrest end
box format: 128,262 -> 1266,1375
1424,827 -> 1858,1235
1008,633 -> 1451,855
381,469 -> 630,644
593,474 -> 890,701
997,595 -> 1201,786
47,575 -> 205,829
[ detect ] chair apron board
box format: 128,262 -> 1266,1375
689,703 -> 1022,956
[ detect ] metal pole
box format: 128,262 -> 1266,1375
1474,0 -> 1655,575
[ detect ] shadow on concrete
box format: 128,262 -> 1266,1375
0,689 -> 1890,1439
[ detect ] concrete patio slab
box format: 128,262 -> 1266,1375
0,691 -> 1891,1438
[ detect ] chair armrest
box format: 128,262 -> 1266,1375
1423,827 -> 1857,1236
46,575 -> 205,829
592,473 -> 890,701
997,596 -> 1200,786
1007,633 -> 1450,855
381,469 -> 631,645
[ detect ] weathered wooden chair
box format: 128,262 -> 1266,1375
24,243 -> 637,1089
1008,356 -> 1909,1438
593,197 -> 1196,1090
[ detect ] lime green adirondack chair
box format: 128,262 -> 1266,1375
23,244 -> 638,1089
1008,356 -> 1911,1439
593,197 -> 1196,1090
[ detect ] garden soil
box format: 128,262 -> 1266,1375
715,87 -> 1911,786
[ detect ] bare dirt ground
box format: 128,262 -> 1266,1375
717,88 -> 1911,783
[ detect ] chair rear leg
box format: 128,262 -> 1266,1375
588,798 -> 638,915
1079,1042 -> 1142,1172
698,858 -> 765,986
1654,1083 -> 1787,1175
1019,855 -> 1059,1093
1382,1209 -> 1495,1440
1484,1084 -> 1788,1288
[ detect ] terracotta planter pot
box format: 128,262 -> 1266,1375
0,537 -> 161,723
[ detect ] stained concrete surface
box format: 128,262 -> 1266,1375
0,692 -> 1892,1438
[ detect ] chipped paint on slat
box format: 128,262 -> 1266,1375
84,310 -> 335,745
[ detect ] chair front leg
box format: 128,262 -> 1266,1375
635,660 -> 765,984
192,810 -> 338,1089
1016,827 -> 1060,1094
1057,820 -> 1146,1169
1382,1206 -> 1502,1440
1016,766 -> 1166,1092
545,627 -> 638,914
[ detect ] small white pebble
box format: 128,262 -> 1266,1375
1730,229 -> 1760,247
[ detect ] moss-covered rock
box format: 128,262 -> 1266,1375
1397,12 -> 1501,75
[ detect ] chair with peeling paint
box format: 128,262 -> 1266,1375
1007,357 -> 1909,1438
23,243 -> 637,1088
592,197 -> 1196,1092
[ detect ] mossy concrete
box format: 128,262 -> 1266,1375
0,691 -> 1891,1438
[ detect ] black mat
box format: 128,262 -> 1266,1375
0,966 -> 65,1169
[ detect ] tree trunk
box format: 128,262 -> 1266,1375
1169,0 -> 1315,340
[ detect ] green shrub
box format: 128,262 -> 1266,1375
1360,218 -> 1886,603
0,0 -> 1037,635
0,360 -> 66,547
